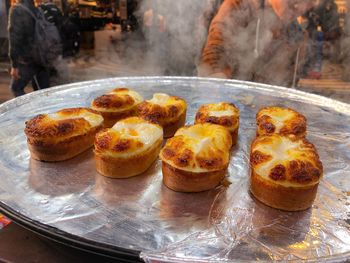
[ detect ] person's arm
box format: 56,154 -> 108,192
8,7 -> 22,70
198,0 -> 240,78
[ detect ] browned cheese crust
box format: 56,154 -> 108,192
161,135 -> 228,172
25,108 -> 103,161
92,88 -> 135,109
195,102 -> 239,144
95,138 -> 162,179
160,123 -> 232,192
162,162 -> 226,192
256,106 -> 307,138
94,117 -> 163,178
250,134 -> 323,211
137,94 -> 187,137
195,102 -> 239,128
91,88 -> 143,127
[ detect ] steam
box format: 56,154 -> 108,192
54,0 -> 211,85
216,0 -> 305,86
54,0 -> 350,88
135,0 -> 210,75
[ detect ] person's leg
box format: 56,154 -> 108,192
33,66 -> 50,90
10,63 -> 35,97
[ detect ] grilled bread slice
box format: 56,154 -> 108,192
25,108 -> 104,161
250,134 -> 323,211
138,93 -> 187,138
94,117 -> 163,178
160,123 -> 232,192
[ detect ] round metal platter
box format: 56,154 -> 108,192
0,77 -> 349,262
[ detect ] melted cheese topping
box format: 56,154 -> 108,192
195,102 -> 240,132
25,108 -> 103,145
109,89 -> 143,104
138,93 -> 187,124
49,110 -> 103,127
149,93 -> 172,106
160,123 -> 232,173
91,88 -> 143,112
95,117 -> 163,158
257,107 -> 306,136
209,109 -> 235,117
262,109 -> 294,133
251,135 -> 322,187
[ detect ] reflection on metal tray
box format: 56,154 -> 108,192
0,77 -> 349,262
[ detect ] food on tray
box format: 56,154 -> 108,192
256,107 -> 306,138
91,88 -> 143,127
94,117 -> 163,178
25,108 -> 104,162
160,123 -> 232,192
138,93 -> 187,138
250,134 -> 323,211
195,102 -> 240,145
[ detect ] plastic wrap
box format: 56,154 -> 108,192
0,77 -> 348,262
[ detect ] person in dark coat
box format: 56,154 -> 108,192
341,1 -> 350,81
317,0 -> 341,41
317,0 -> 341,62
8,0 -> 50,97
39,0 -> 63,26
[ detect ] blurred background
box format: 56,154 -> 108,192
0,0 -> 349,103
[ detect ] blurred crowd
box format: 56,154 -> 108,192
3,0 -> 350,97
198,0 -> 349,86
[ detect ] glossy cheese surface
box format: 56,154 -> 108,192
160,123 -> 232,173
95,117 -> 163,158
91,88 -> 143,112
256,107 -> 306,137
195,102 -> 239,132
138,93 -> 187,124
25,108 -> 103,143
250,134 -> 323,187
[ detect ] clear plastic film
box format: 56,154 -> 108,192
0,77 -> 348,262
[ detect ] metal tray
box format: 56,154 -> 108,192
0,77 -> 349,262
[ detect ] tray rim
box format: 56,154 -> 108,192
0,76 -> 349,262
1,76 -> 349,115
0,203 -> 142,262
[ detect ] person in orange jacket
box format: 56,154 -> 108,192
198,0 -> 317,87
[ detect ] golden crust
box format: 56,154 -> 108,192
256,106 -> 306,138
161,110 -> 186,138
160,123 -> 232,173
94,117 -> 163,157
95,128 -> 144,154
91,88 -> 143,127
250,169 -> 319,211
138,93 -> 187,137
92,88 -> 141,110
250,134 -> 322,211
160,124 -> 232,172
97,108 -> 138,128
94,117 -> 163,178
25,108 -> 103,161
25,108 -> 96,141
162,162 -> 226,192
195,102 -> 239,144
195,102 -> 239,129
28,125 -> 101,161
92,92 -> 134,109
95,138 -> 162,178
160,124 -> 231,192
250,134 -> 323,186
